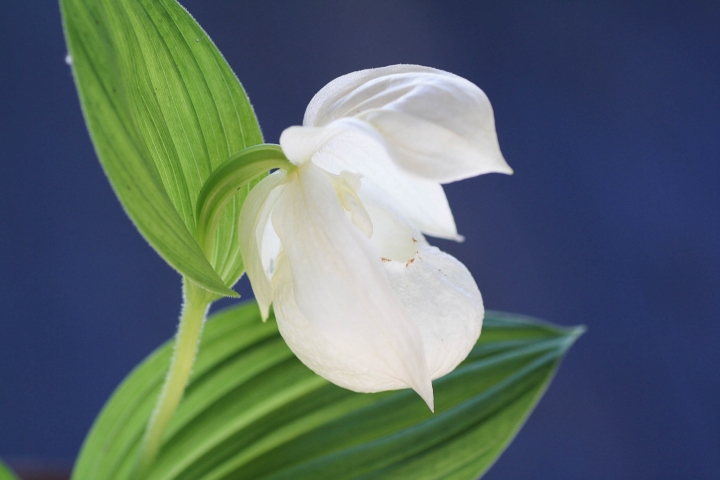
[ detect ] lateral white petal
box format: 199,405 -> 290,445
270,162 -> 434,409
238,172 -> 286,320
307,119 -> 461,240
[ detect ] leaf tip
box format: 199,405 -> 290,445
224,289 -> 241,299
199,283 -> 240,299
559,325 -> 586,352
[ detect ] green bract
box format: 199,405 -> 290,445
73,302 -> 582,480
194,145 -> 293,257
61,0 -> 263,296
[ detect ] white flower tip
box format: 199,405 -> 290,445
499,161 -> 514,175
260,303 -> 270,322
486,143 -> 513,175
414,380 -> 435,412
481,149 -> 513,177
405,369 -> 435,412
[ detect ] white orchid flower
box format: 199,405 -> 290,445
239,65 -> 512,411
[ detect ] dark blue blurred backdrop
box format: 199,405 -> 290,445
1,1 -> 719,478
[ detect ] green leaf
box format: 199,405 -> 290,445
73,303 -> 583,480
60,0 -> 264,295
0,461 -> 19,480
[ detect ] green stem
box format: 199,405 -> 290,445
134,144 -> 293,478
134,279 -> 213,479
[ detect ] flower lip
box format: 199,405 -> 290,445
270,161 -> 435,409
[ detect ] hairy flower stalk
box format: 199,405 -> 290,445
239,65 -> 512,410
134,279 -> 213,479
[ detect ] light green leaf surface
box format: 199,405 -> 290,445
73,302 -> 582,480
0,461 -> 19,480
61,0 -> 263,295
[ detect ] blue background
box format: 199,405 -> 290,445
1,1 -> 719,478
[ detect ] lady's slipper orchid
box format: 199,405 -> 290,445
239,65 -> 512,410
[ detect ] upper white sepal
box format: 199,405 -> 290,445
303,64 -> 512,183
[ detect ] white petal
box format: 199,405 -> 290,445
304,65 -> 448,127
238,172 -> 286,320
362,193 -> 483,377
270,162 -> 434,409
360,187 -> 418,263
306,119 -> 462,240
364,108 -> 511,183
260,214 -> 282,279
328,170 -> 373,239
384,238 -> 484,379
280,125 -> 342,167
304,64 -> 512,183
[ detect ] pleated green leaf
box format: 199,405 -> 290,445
0,461 -> 19,480
60,0 -> 263,296
73,302 -> 583,480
